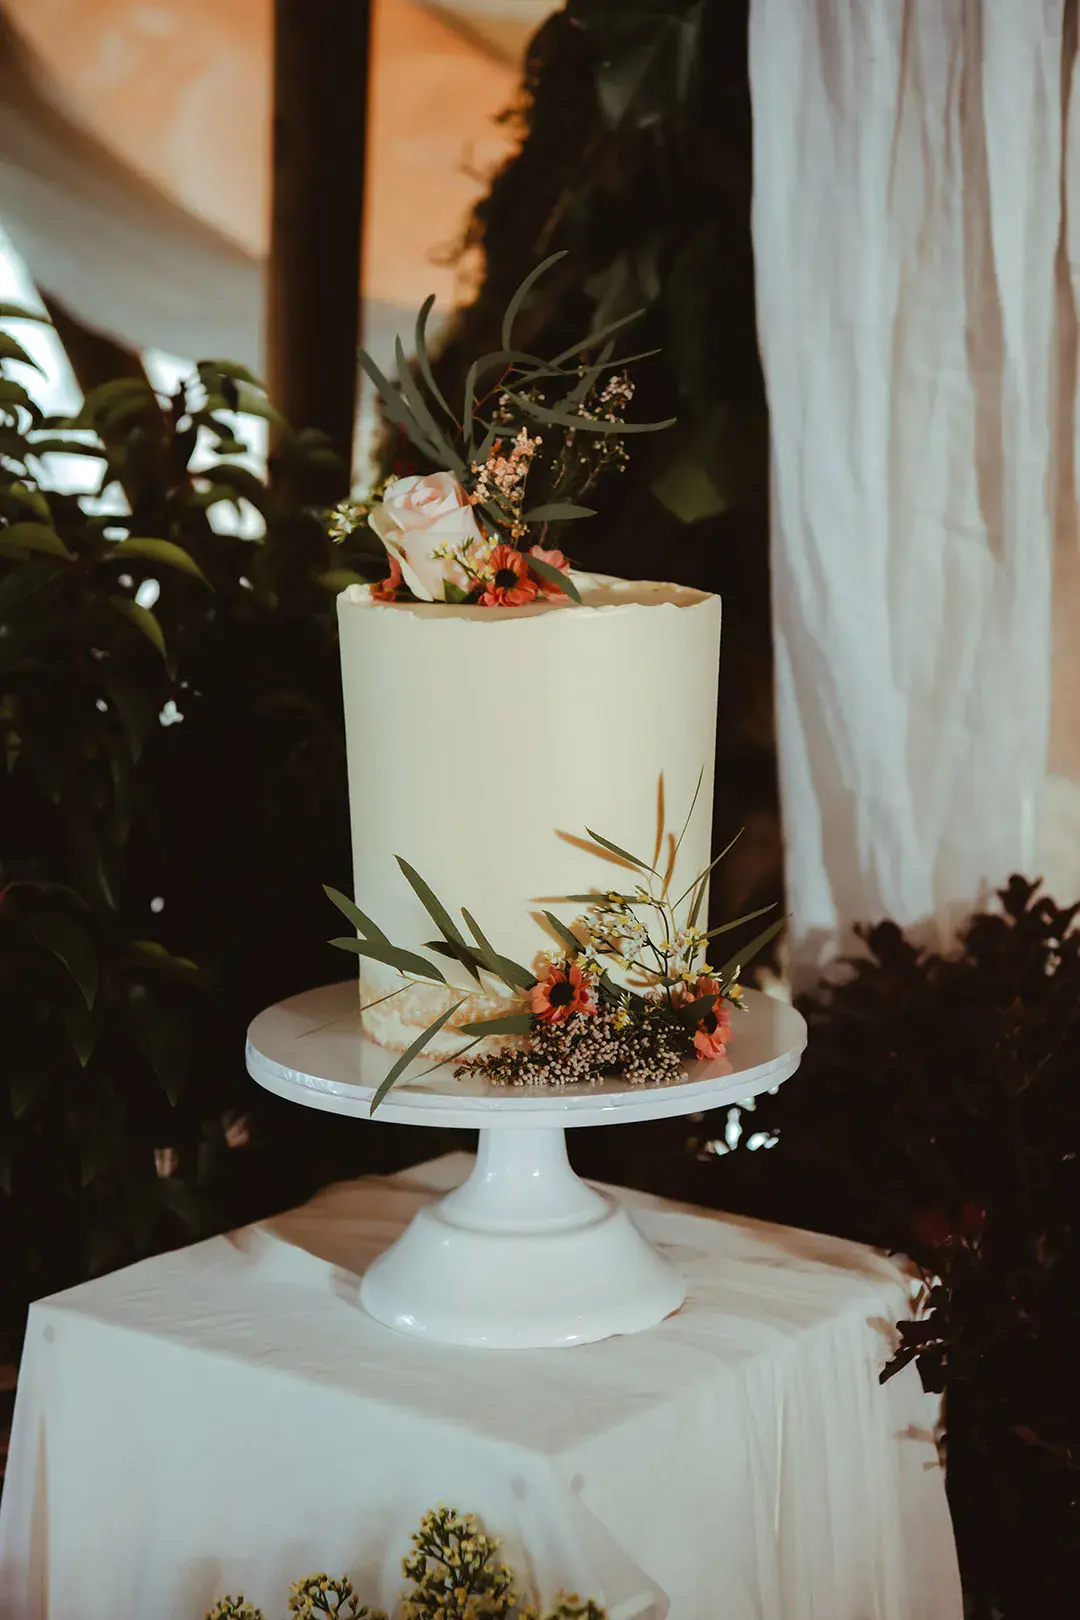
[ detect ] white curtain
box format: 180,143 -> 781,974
750,0 -> 1079,979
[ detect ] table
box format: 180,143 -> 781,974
246,982 -> 806,1348
0,1155 -> 963,1620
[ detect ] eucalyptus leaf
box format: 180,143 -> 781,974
526,554 -> 581,603
395,336 -> 465,477
358,985 -> 407,1015
564,343 -> 615,410
679,828 -> 745,923
411,1035 -> 482,1081
500,251 -> 568,351
522,504 -> 596,522
329,935 -> 447,982
507,392 -> 676,436
414,293 -> 455,422
705,903 -> 776,940
715,916 -> 786,986
585,827 -> 656,874
425,939 -> 486,983
323,884 -> 389,942
396,857 -> 473,959
677,991 -> 720,1028
461,908 -> 537,990
541,909 -> 584,958
370,999 -> 466,1112
358,349 -> 442,465
458,1012 -> 533,1037
546,309 -> 645,369
670,764 -> 705,873
461,346 -> 552,454
558,892 -> 648,905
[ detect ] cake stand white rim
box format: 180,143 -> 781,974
245,980 -> 806,1129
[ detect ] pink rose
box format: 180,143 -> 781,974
368,472 -> 483,601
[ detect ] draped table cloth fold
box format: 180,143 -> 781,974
0,1154 -> 962,1620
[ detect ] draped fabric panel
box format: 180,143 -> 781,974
750,0 -> 1073,977
0,1 -> 536,374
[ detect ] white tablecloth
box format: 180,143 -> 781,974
0,1154 -> 962,1620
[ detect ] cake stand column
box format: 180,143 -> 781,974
358,1124 -> 687,1349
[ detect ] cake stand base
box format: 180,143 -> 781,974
246,982 -> 807,1350
360,1127 -> 684,1348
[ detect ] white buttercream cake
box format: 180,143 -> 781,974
337,571 -> 723,1054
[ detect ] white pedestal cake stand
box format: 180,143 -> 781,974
246,981 -> 807,1350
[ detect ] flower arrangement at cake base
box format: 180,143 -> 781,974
325,788 -> 782,1111
204,1505 -> 606,1620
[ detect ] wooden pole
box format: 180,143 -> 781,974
267,0 -> 371,497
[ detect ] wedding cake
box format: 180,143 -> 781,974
337,572 -> 722,1054
325,256 -> 777,1097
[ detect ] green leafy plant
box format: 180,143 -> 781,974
0,306 -> 374,1357
206,1506 -> 607,1620
633,876 -> 1078,1620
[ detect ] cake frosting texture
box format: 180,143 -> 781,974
337,572 -> 722,1053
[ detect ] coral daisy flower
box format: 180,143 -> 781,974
479,544 -> 538,607
528,961 -> 597,1024
371,554 -> 403,602
689,974 -> 731,1061
527,543 -> 573,598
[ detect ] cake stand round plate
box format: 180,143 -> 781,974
246,982 -> 806,1350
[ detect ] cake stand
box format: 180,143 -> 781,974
246,981 -> 806,1350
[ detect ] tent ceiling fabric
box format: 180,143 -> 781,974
0,0 -> 553,368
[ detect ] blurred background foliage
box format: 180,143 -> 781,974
1,4 -> 1077,1613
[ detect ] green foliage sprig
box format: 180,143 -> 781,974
326,778 -> 783,1108
330,255 -> 676,599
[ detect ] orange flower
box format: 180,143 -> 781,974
371,554 -> 403,602
479,544 -> 538,607
527,544 -> 573,598
689,974 -> 731,1061
528,960 -> 597,1024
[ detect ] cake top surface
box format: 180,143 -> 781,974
339,571 -> 717,622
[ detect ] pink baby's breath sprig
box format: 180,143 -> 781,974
470,428 -> 542,540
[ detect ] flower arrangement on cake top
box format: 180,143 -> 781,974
328,252 -> 671,605
325,775 -> 783,1110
